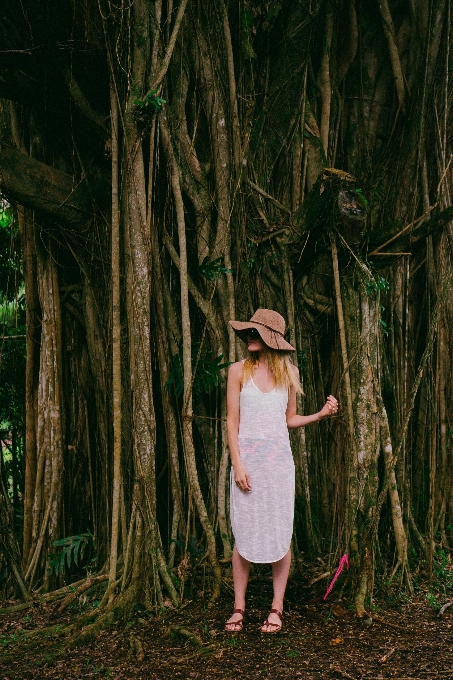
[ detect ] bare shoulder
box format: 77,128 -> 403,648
289,362 -> 299,377
227,361 -> 243,394
228,360 -> 244,379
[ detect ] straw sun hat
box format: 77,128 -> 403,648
229,308 -> 295,352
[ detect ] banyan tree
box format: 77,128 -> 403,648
0,0 -> 453,629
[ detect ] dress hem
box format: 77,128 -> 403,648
236,545 -> 290,564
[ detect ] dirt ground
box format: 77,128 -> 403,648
1,571 -> 453,680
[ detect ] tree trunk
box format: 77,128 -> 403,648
26,239 -> 64,587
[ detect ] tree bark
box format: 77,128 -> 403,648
0,142 -> 91,228
160,113 -> 222,603
108,81 -> 122,592
26,240 -> 64,587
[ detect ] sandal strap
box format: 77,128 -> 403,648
268,608 -> 282,621
225,608 -> 244,632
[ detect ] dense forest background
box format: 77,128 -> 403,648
0,0 -> 453,635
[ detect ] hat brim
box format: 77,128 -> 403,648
229,321 -> 295,351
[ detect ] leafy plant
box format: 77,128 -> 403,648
426,589 -> 441,611
432,548 -> 453,595
47,531 -> 94,576
378,304 -> 392,336
1,632 -> 18,647
133,89 -> 166,128
0,201 -> 26,521
366,274 -> 389,295
378,318 -> 391,335
171,535 -> 205,566
0,201 -> 23,302
166,343 -> 231,397
354,188 -> 369,208
133,88 -> 166,112
0,202 -> 13,229
199,256 -> 233,281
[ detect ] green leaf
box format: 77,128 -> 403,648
166,344 -> 232,397
366,274 -> 389,295
48,532 -> 94,575
199,256 -> 233,281
134,89 -> 167,113
355,188 -> 369,208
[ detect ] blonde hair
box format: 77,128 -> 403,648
242,347 -> 304,394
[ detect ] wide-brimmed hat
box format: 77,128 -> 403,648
229,308 -> 295,351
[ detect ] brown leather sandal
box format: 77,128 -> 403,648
225,608 -> 245,632
261,608 -> 282,633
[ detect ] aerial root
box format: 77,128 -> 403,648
54,574 -> 109,614
0,577 -> 94,616
63,582 -> 136,649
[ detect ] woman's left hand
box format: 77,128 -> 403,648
318,395 -> 338,419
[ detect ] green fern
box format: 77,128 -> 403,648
47,531 -> 94,575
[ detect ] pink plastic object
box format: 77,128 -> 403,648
323,554 -> 349,601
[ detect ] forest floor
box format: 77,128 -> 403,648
1,567 -> 453,680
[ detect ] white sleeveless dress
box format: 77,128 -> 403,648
230,376 -> 295,563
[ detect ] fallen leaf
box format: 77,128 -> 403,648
330,637 -> 343,645
332,604 -> 349,617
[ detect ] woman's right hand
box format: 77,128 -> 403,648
234,463 -> 251,491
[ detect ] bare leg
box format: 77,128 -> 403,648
261,549 -> 291,632
225,545 -> 251,630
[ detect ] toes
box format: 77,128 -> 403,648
225,617 -> 242,631
225,623 -> 238,631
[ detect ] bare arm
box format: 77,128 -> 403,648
226,361 -> 251,491
286,365 -> 338,429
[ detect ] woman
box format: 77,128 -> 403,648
225,309 -> 337,633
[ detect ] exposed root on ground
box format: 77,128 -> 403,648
166,624 -> 203,647
0,579 -> 87,616
129,632 -> 145,661
64,578 -> 143,648
65,606 -> 117,648
170,643 -> 219,662
54,574 -> 109,614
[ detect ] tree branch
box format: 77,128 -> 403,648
152,0 -> 190,89
379,0 -> 406,112
368,204 -> 453,256
0,142 -> 92,227
64,68 -> 108,136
